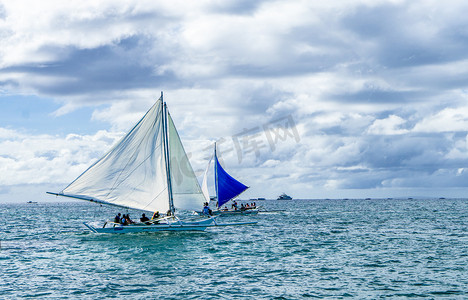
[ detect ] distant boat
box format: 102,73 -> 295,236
47,93 -> 256,233
196,143 -> 258,216
277,193 -> 292,200
27,201 -> 37,204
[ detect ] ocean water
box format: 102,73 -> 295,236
1,198 -> 467,299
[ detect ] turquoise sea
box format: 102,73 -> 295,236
1,199 -> 467,299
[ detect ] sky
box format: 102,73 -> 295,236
2,0 -> 468,202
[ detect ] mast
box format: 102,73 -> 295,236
161,91 -> 175,215
214,142 -> 219,208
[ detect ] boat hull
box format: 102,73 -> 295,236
83,218 -> 257,234
214,209 -> 259,216
195,209 -> 259,216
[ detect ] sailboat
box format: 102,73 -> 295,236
196,143 -> 258,215
47,93 -> 256,233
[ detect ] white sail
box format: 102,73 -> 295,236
59,99 -> 206,213
201,155 -> 213,202
167,112 -> 206,211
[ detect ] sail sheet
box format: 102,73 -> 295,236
215,154 -> 248,207
201,155 -> 213,202
167,112 -> 206,211
60,99 -> 170,213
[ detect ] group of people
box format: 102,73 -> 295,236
229,201 -> 256,211
113,211 -> 162,226
113,213 -> 135,225
240,202 -> 256,210
113,200 -> 257,224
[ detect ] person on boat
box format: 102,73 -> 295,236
240,203 -> 245,211
140,213 -> 150,223
126,214 -> 134,224
114,213 -> 121,223
202,203 -> 212,216
245,203 -> 250,209
121,214 -> 128,225
232,201 -> 238,211
152,211 -> 160,220
166,210 -> 172,216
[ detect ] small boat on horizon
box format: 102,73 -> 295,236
277,193 -> 292,200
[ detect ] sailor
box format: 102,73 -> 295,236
140,213 -> 150,223
126,214 -> 134,224
120,214 -> 127,225
202,203 -> 212,216
152,211 -> 160,220
114,213 -> 121,223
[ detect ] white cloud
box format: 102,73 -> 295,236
413,107 -> 468,133
261,159 -> 280,168
367,115 -> 409,135
0,128 -> 123,186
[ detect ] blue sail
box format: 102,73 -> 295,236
215,154 -> 248,208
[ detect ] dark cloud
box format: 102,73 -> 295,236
341,3 -> 468,69
360,134 -> 443,170
208,0 -> 266,15
0,79 -> 19,89
330,88 -> 422,104
313,131 -> 468,190
1,36 -> 182,97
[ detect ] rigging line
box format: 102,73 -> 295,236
141,188 -> 168,211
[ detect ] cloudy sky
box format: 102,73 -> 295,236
2,0 -> 468,202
